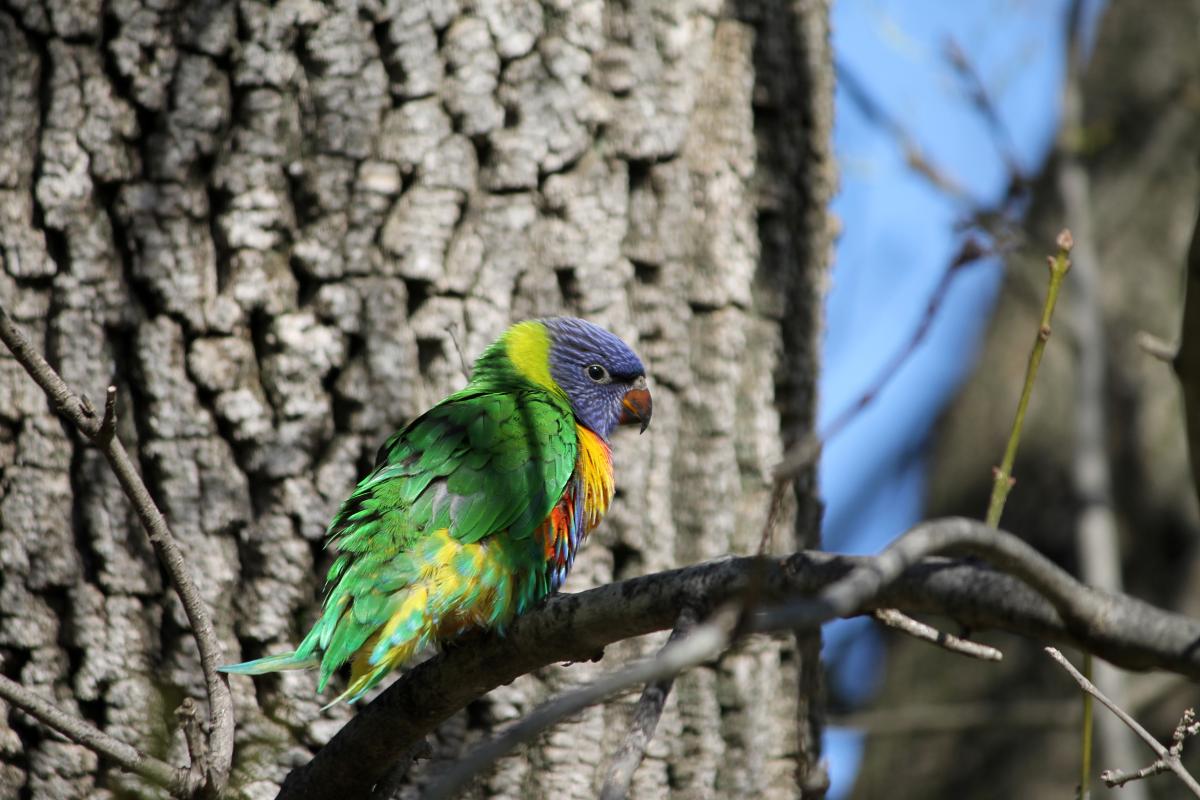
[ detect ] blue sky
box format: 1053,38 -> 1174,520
819,0 -> 1101,793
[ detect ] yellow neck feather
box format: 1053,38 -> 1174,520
504,321 -> 561,393
576,425 -> 615,526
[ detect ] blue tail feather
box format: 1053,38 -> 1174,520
218,651 -> 318,675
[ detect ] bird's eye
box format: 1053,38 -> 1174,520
585,364 -> 611,383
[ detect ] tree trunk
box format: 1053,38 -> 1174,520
0,0 -> 833,797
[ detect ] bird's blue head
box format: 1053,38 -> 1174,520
500,317 -> 651,440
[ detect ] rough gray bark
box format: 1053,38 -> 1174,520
0,0 -> 833,798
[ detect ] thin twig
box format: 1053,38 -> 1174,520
1045,647 -> 1200,797
944,39 -> 1024,180
599,608 -> 698,800
775,238 -> 994,483
835,58 -> 975,204
775,48 -> 1033,488
984,230 -> 1073,527
1103,709 -> 1200,788
752,517 -> 1102,635
0,674 -> 191,795
1105,758 -> 1172,788
446,322 -> 471,381
757,474 -> 793,556
871,608 -> 1002,662
102,385 -> 118,442
0,303 -> 234,793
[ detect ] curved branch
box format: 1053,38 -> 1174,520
0,304 -> 234,793
276,517 -> 1200,800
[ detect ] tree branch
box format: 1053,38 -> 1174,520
774,237 -> 995,484
0,674 -> 191,795
275,517 -> 1200,800
1103,709 -> 1200,789
1046,648 -> 1200,797
835,58 -> 974,204
944,38 -> 1024,179
871,608 -> 1002,662
0,303 -> 234,794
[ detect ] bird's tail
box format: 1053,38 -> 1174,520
323,584 -> 434,708
218,650 -> 319,676
223,530 -> 523,707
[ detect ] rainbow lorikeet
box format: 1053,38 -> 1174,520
220,317 -> 652,704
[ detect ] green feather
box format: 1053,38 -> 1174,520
218,651 -> 318,675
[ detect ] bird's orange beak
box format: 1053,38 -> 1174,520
619,377 -> 652,434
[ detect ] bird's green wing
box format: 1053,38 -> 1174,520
331,387 -> 577,551
288,388 -> 578,689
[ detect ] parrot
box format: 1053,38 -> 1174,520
219,317 -> 652,704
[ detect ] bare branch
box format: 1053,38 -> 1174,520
0,303 -> 234,793
276,517 -> 1200,800
1046,647 -> 1200,796
446,321 -> 471,381
775,237 -> 994,483
768,237 -> 1006,669
1104,710 -> 1200,788
175,698 -> 207,791
756,476 -> 792,555
835,58 -> 975,204
93,384 -> 118,447
944,38 -> 1024,179
1104,757 -> 1173,788
0,674 -> 191,795
599,608 -> 699,800
871,608 -> 1002,662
